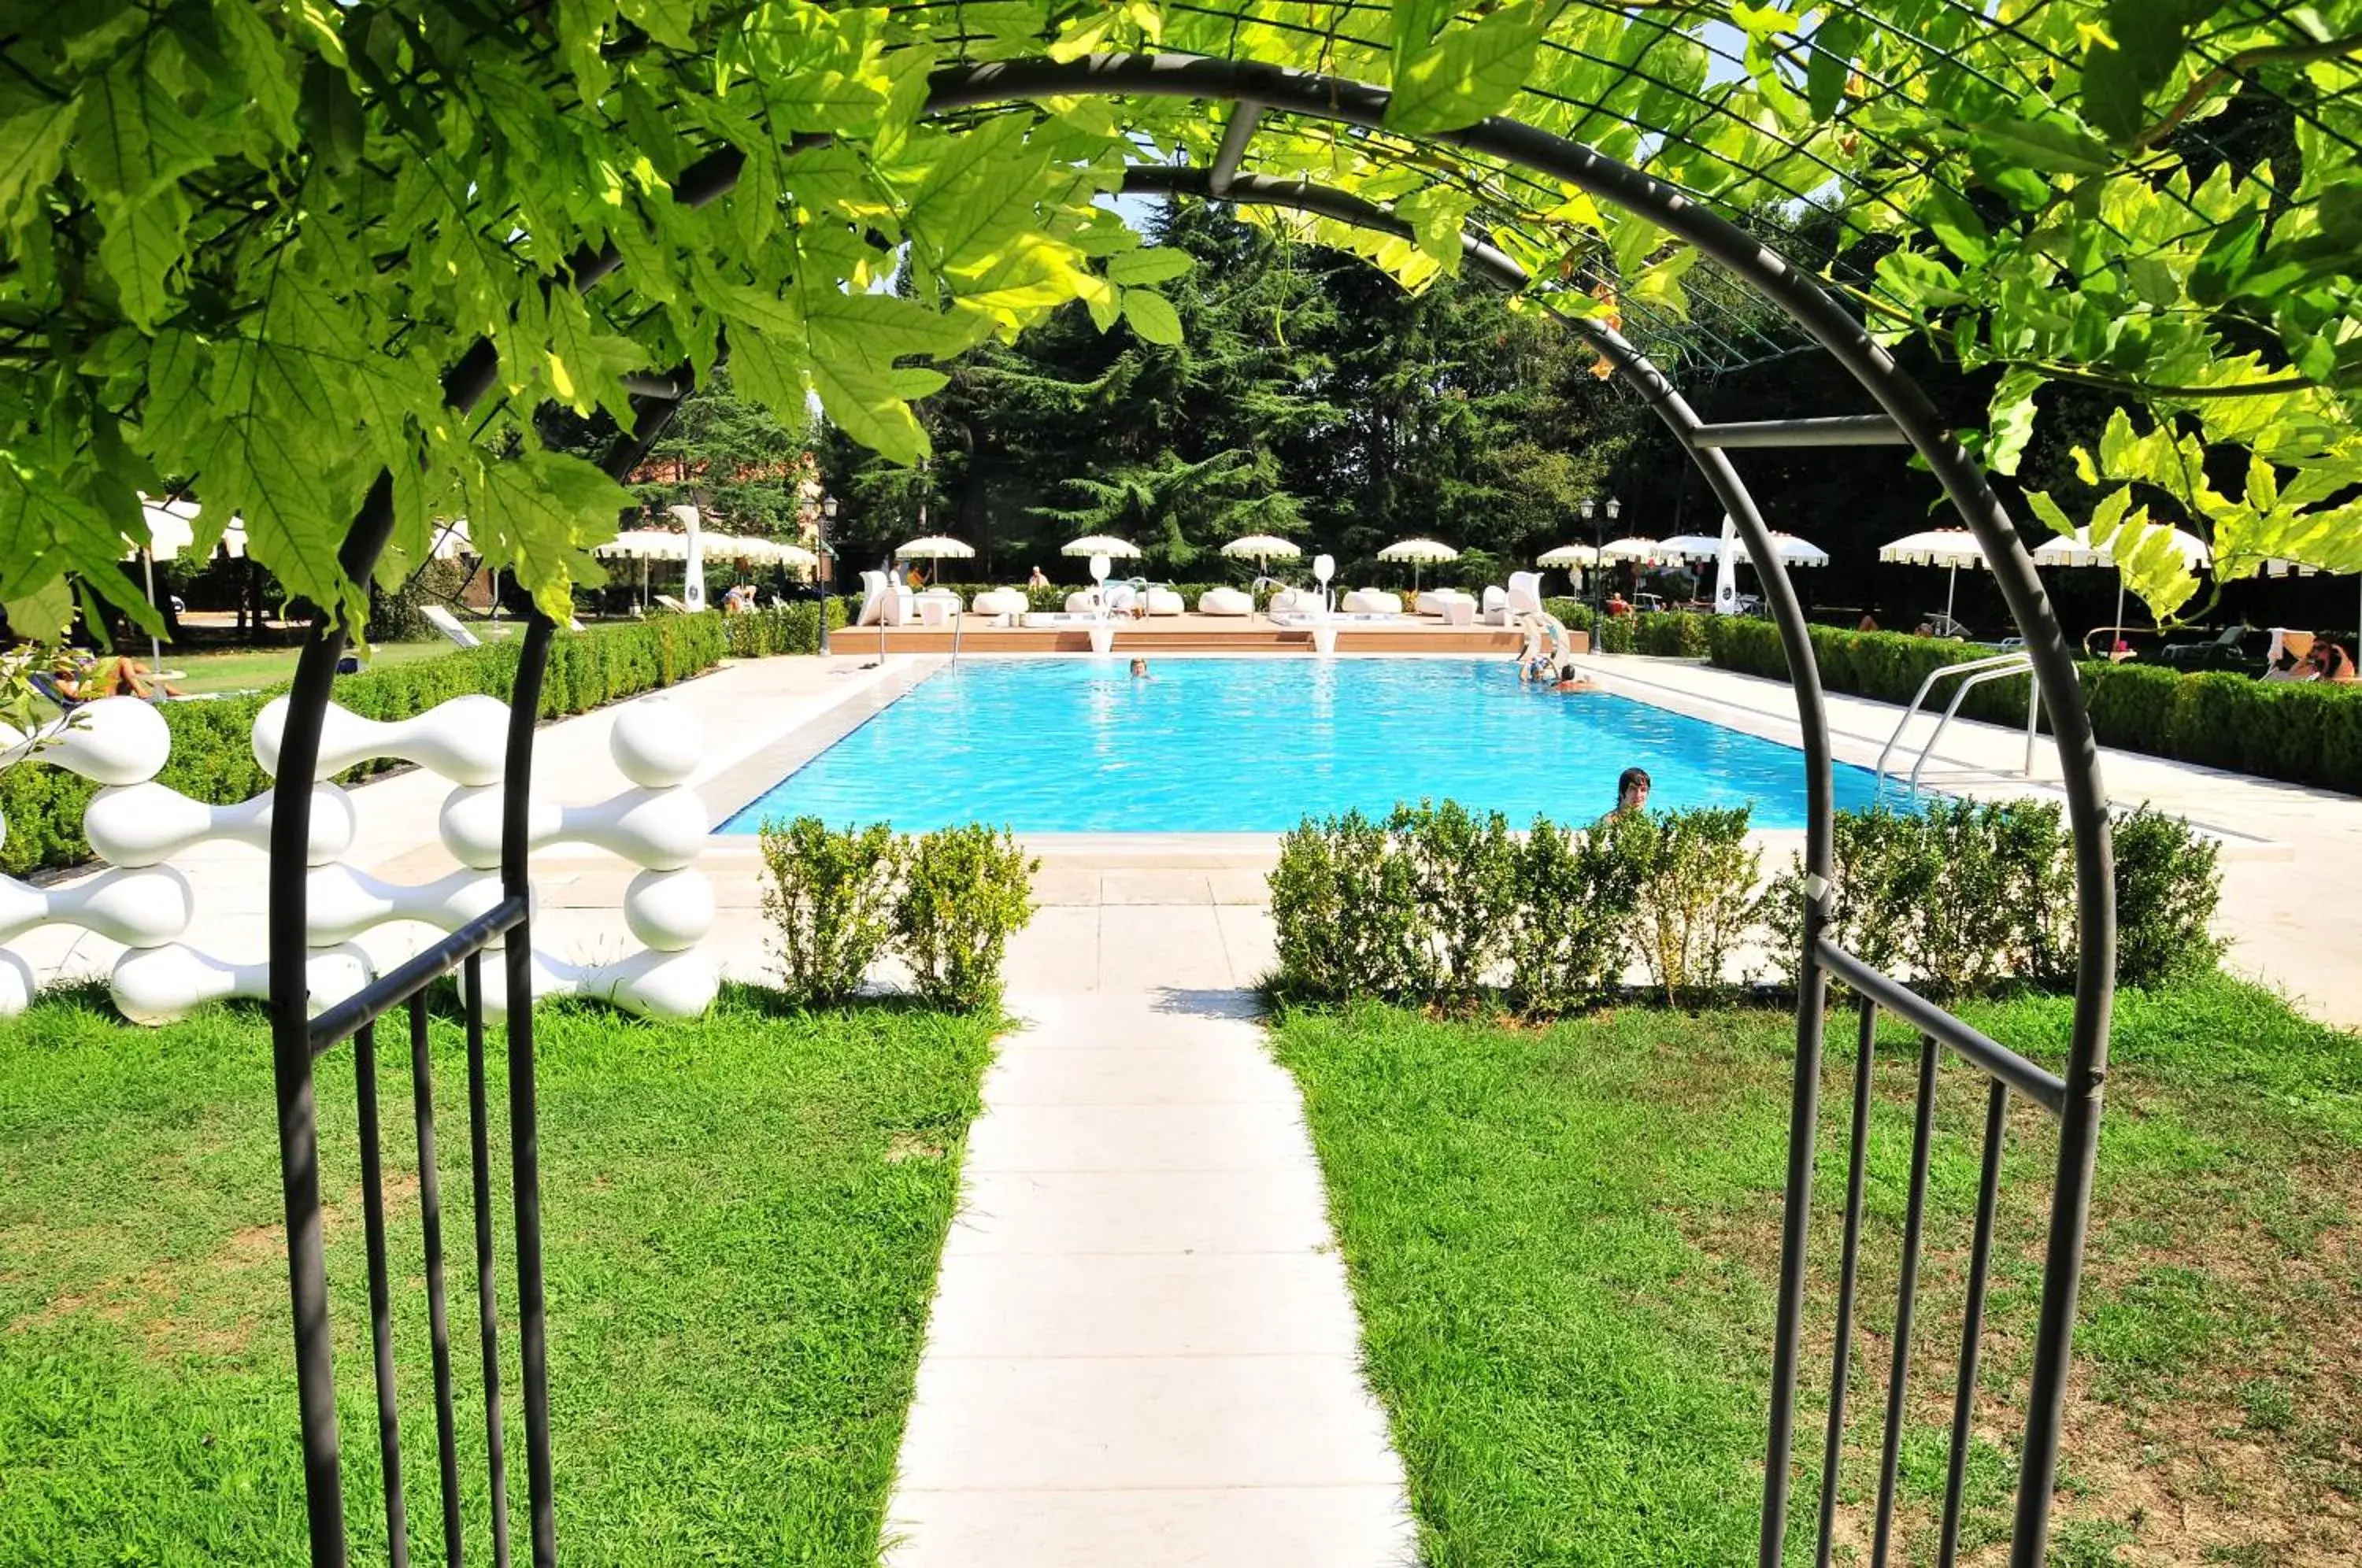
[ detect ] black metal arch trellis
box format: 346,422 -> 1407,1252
268,49 -> 2114,1568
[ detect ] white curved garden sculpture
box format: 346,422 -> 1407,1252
0,691 -> 715,1025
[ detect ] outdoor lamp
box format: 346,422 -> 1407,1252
816,494 -> 839,655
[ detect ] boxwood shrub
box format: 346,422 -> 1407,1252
1273,795 -> 2223,1011
1705,618 -> 2361,793
1,614 -> 730,876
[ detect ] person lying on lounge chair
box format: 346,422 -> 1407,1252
50,653 -> 180,701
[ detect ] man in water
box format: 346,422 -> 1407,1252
1612,767 -> 1651,816
1553,656 -> 1596,692
1129,656 -> 1150,679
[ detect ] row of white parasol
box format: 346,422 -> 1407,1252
1879,525 -> 2215,633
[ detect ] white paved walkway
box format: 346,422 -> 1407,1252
882,976 -> 1415,1566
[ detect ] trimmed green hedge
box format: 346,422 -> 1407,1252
1,615 -> 730,876
1705,618 -> 2362,793
1540,600 -> 1712,657
720,599 -> 850,657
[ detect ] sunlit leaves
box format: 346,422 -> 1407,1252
1121,288 -> 1183,346
1386,0 -> 1548,135
4,0 -> 2360,638
1105,247 -> 1194,287
465,448 -> 637,623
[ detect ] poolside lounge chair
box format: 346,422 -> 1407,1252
1268,586 -> 1320,615
915,589 -> 963,627
653,594 -> 690,615
1416,588 -> 1475,619
1481,585 -> 1509,625
1198,587 -> 1253,616
972,587 -> 1027,619
421,604 -> 483,649
1342,589 -> 1402,616
1144,586 -> 1185,616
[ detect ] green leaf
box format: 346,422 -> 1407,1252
809,357 -> 930,466
1105,246 -> 1194,287
1986,369 -> 2041,476
1626,246 -> 1699,316
1080,272 -> 1121,332
2025,490 -> 2078,538
1970,116 -> 2115,176
0,99 -> 76,235
1394,184 -> 1478,272
95,190 -> 188,330
2189,210 -> 2264,305
1121,288 -> 1183,346
1385,2 -> 1546,136
542,290 -> 647,421
214,0 -> 301,148
467,447 -> 635,622
1922,184 -> 1990,267
1806,14 -> 1857,120
4,576 -> 76,643
2079,1 -> 2208,142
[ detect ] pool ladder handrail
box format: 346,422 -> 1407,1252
1874,651 -> 2042,793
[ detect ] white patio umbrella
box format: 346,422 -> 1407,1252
1597,536 -> 1664,564
1220,534 -> 1300,564
1878,528 -> 1998,628
1062,534 -> 1141,559
1538,543 -> 1597,594
131,496 -> 248,666
1377,537 -> 1459,591
1770,533 -> 1831,567
894,534 -> 974,592
594,528 -> 692,560
702,533 -> 773,564
895,535 -> 976,562
2032,524 -> 2212,639
1655,534 -> 1730,562
594,527 -> 694,610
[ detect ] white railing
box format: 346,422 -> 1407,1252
1874,652 -> 2041,793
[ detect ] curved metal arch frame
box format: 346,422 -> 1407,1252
963,57 -> 2115,1568
264,46 -> 2114,1568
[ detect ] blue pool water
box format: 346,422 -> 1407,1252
721,657 -> 1891,834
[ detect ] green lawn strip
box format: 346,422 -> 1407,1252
1271,974 -> 2362,1566
0,986 -> 993,1566
161,640 -> 457,696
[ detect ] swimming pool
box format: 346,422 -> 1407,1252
720,657 -> 1891,834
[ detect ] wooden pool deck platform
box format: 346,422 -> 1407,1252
835,613 -> 1581,656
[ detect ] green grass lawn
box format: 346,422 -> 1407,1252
1272,975 -> 2362,1567
154,638 -> 468,695
0,986 -> 994,1566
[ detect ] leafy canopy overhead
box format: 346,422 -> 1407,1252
2,2 -> 2356,638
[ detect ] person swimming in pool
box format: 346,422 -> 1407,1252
1129,656 -> 1150,679
1553,656 -> 1596,692
1612,767 -> 1651,816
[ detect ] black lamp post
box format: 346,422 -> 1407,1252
816,495 -> 839,656
1585,497 -> 1620,615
